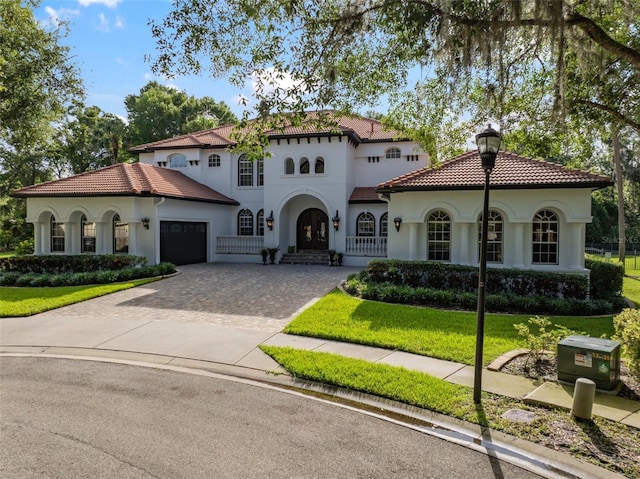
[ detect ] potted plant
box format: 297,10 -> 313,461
327,249 -> 336,266
260,248 -> 269,265
267,246 -> 279,264
287,245 -> 296,254
336,252 -> 343,266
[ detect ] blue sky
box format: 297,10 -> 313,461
35,0 -> 253,121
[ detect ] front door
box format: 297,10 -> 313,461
297,208 -> 329,251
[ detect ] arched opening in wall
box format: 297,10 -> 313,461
314,157 -> 325,174
300,157 -> 310,174
113,214 -> 129,254
50,216 -> 65,253
427,210 -> 450,261
81,214 -> 96,253
533,209 -> 559,264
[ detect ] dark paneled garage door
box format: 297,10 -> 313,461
160,221 -> 207,265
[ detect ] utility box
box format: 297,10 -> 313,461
557,335 -> 620,390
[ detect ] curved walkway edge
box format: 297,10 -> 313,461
0,346 -> 626,479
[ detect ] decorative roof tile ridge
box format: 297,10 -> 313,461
121,163 -> 141,194
133,162 -> 159,193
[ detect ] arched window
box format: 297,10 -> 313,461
380,213 -> 388,237
113,214 -> 129,254
238,155 -> 252,186
208,153 -> 221,167
385,147 -> 401,159
238,209 -> 253,236
357,212 -> 375,237
533,209 -> 559,264
50,216 -> 65,253
427,210 -> 450,261
257,159 -> 264,186
314,157 -> 325,174
169,153 -> 187,168
478,210 -> 503,263
81,214 -> 96,253
300,157 -> 310,174
285,157 -> 294,175
257,209 -> 265,237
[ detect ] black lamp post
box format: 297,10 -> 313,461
473,125 -> 501,404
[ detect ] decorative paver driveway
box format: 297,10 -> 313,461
33,263 -> 361,332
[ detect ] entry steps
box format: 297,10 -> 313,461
279,252 -> 330,265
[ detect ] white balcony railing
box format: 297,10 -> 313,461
345,236 -> 387,257
216,235 -> 264,254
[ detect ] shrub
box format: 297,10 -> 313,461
514,316 -> 579,370
586,254 -> 624,300
14,239 -> 34,256
0,272 -> 20,286
613,309 -> 640,379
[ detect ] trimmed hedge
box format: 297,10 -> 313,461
585,254 -> 624,300
344,276 -> 625,315
0,254 -> 148,274
366,260 -> 589,300
0,262 -> 176,287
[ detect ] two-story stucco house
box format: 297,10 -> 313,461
11,111 -> 612,272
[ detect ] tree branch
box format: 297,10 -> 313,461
565,11 -> 640,72
574,98 -> 640,132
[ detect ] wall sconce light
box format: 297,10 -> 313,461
266,211 -> 274,230
393,217 -> 402,232
332,210 -> 340,231
141,217 -> 150,230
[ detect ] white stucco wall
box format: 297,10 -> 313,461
387,187 -> 593,272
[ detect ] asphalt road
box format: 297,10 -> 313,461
0,357 -> 543,479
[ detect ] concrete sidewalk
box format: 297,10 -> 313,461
2,313 -> 638,429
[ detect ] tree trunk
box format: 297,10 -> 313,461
612,128 -> 626,264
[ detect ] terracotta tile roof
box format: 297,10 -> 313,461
377,151 -> 613,192
349,187 -> 384,203
129,111 -> 406,152
11,163 -> 239,205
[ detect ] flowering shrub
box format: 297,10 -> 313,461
614,308 -> 640,379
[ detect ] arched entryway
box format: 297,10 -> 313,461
297,208 -> 329,251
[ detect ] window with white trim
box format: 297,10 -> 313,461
208,153 -> 221,167
427,210 -> 450,261
257,209 -> 264,236
380,213 -> 388,237
238,155 -> 252,186
314,157 -> 325,174
300,157 -> 309,174
50,216 -> 65,253
385,147 -> 401,159
113,214 -> 129,253
532,210 -> 559,264
285,158 -> 294,175
257,159 -> 264,186
169,153 -> 187,168
238,209 -> 253,235
478,210 -> 503,263
81,214 -> 96,253
357,212 -> 375,237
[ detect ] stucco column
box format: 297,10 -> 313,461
570,223 -> 584,269
128,223 -> 138,256
513,223 -> 525,268
95,222 -> 105,254
459,223 -> 470,265
33,222 -> 43,255
409,222 -> 419,260
64,222 -> 74,254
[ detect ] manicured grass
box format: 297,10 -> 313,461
0,278 -> 158,317
0,251 -> 15,258
262,346 -> 473,418
624,276 -> 640,307
284,289 -> 615,366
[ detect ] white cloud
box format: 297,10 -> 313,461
115,57 -> 128,66
114,15 -> 124,29
250,68 -> 308,105
78,0 -> 121,8
97,12 -> 110,32
43,6 -> 80,25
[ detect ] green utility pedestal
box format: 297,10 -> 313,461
557,335 -> 620,391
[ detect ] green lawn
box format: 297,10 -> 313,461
624,275 -> 640,307
0,278 -> 158,317
284,289 -> 615,366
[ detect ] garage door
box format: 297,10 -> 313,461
160,221 -> 207,265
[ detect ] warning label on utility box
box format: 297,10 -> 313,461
575,353 -> 592,368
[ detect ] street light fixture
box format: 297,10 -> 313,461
474,125 -> 501,404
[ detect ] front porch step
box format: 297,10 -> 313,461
279,252 -> 330,265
